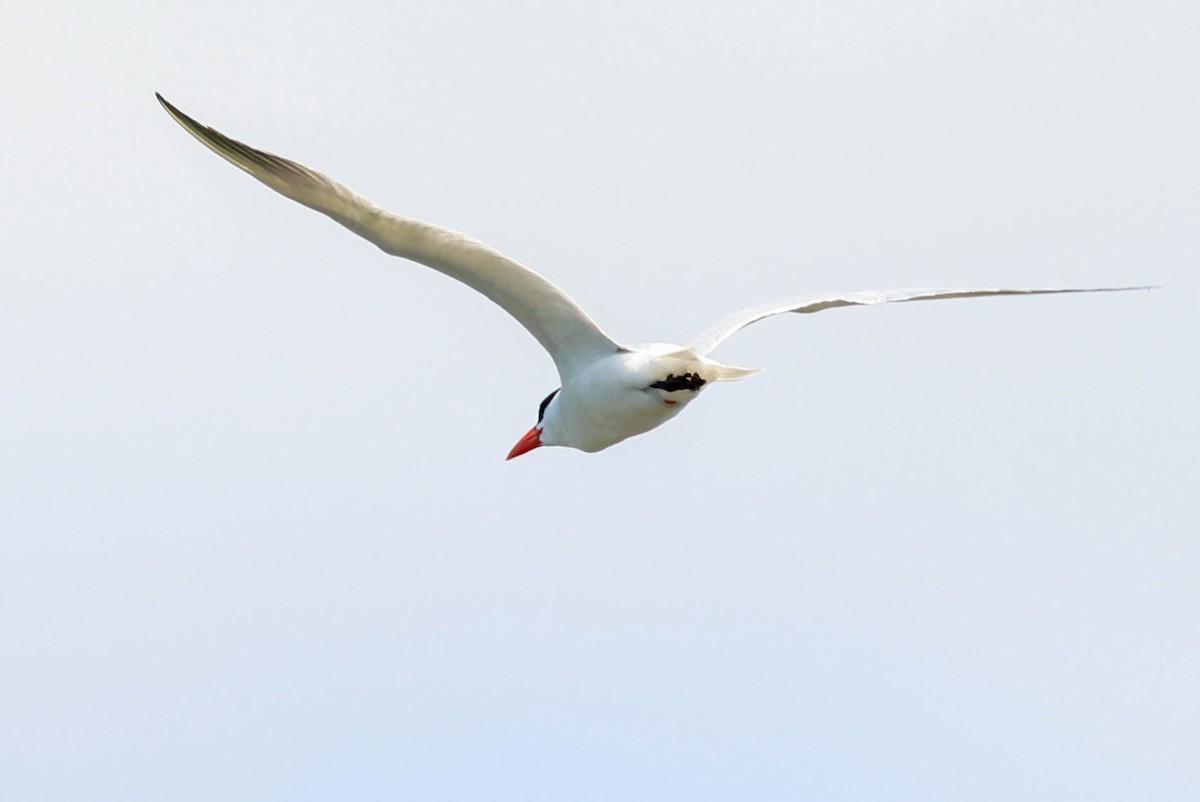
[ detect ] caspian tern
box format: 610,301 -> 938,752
157,94 -> 1148,459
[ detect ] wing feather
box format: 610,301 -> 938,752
156,94 -> 620,377
689,286 -> 1153,355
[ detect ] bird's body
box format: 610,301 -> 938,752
546,348 -> 686,453
541,344 -> 741,453
156,94 -> 1149,458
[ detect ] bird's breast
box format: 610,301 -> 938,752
546,347 -> 712,452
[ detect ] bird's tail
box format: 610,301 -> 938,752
710,362 -> 763,381
656,347 -> 763,383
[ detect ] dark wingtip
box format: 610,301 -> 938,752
155,92 -> 185,118
154,94 -> 209,142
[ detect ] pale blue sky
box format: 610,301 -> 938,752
3,2 -> 1197,800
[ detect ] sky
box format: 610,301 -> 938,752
2,2 -> 1197,800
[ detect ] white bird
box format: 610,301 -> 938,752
157,94 -> 1148,459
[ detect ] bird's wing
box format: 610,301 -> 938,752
688,286 -> 1152,355
157,94 -> 621,378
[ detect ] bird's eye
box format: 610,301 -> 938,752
537,388 -> 560,423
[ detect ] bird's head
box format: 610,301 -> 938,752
505,388 -> 560,460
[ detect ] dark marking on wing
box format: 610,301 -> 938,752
649,372 -> 707,392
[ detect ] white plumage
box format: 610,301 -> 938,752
157,94 -> 1149,458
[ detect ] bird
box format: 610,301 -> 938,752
156,93 -> 1149,459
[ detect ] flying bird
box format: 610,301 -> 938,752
156,94 -> 1147,459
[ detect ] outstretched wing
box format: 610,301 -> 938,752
157,94 -> 621,378
689,286 -> 1152,355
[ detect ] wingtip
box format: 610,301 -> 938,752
155,92 -> 178,119
155,93 -> 191,125
155,94 -> 205,138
